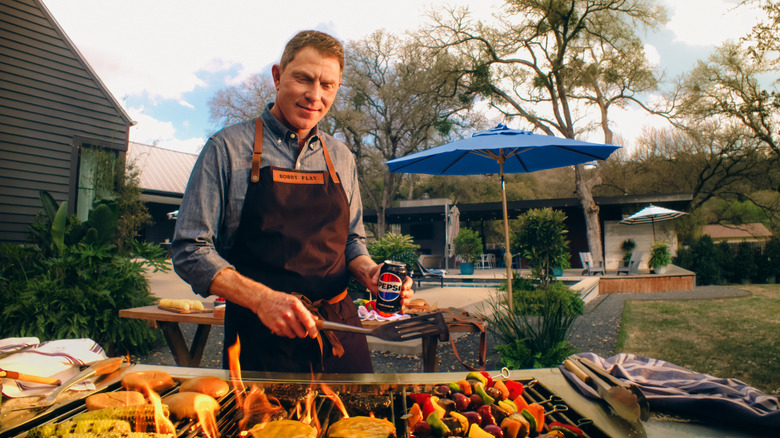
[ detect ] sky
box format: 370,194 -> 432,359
43,0 -> 763,155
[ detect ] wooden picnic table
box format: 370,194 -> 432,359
119,304 -> 484,372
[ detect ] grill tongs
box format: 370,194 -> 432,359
563,356 -> 650,425
316,311 -> 449,342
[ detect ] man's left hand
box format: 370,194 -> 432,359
348,255 -> 414,305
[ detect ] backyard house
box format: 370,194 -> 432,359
0,0 -> 134,244
364,193 -> 693,271
126,142 -> 198,243
703,223 -> 774,248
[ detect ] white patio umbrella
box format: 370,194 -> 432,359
620,205 -> 687,240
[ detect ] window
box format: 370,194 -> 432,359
72,138 -> 124,221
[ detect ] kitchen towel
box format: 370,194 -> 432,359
358,305 -> 412,321
560,352 -> 780,431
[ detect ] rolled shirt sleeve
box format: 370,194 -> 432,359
171,136 -> 235,297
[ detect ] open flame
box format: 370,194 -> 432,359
193,394 -> 220,438
141,386 -> 175,435
320,383 -> 349,419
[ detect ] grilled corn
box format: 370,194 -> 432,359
27,419 -> 131,438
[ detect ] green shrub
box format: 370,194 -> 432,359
480,281 -> 582,369
0,192 -> 164,356
621,239 -> 636,263
453,228 -> 482,264
511,208 -> 570,288
366,232 -> 420,273
348,233 -> 420,298
648,240 -> 672,269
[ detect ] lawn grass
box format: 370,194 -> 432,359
616,284 -> 780,396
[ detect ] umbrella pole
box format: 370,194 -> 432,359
500,163 -> 513,313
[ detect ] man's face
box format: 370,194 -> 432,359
271,46 -> 342,133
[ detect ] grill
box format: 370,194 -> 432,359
1,367 -> 613,438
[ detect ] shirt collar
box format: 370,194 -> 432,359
261,104 -> 322,150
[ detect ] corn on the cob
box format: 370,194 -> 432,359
158,298 -> 204,312
58,434 -> 174,438
27,419 -> 131,438
71,405 -> 171,432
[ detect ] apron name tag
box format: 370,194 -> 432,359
272,169 -> 324,184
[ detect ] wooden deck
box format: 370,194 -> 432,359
441,264 -> 696,295
598,264 -> 695,294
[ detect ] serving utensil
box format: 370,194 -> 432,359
577,357 -> 650,421
316,311 -> 449,342
0,369 -> 60,386
5,357 -> 124,412
563,357 -> 643,426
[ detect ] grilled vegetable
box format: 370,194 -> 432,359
71,405 -> 171,432
59,434 -> 174,438
27,419 -> 131,438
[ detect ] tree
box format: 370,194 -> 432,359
208,74 -> 276,129
657,0 -> 780,228
424,0 -> 667,262
329,30 -> 481,235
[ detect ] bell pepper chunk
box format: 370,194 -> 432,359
549,421 -> 584,438
407,403 -> 423,429
504,379 -> 524,400
426,411 -> 451,438
467,423 -> 495,438
493,380 -> 510,400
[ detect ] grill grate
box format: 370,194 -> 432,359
5,378 -> 610,438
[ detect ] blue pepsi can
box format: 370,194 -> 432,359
376,260 -> 406,315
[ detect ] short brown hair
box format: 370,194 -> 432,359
280,30 -> 344,72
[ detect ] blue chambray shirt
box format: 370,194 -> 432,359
171,106 -> 370,297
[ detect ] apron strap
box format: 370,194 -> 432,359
441,307 -> 487,371
320,140 -> 340,184
251,117 -> 340,185
251,118 -> 264,183
292,292 -> 348,359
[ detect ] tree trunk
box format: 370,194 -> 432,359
574,164 -> 604,263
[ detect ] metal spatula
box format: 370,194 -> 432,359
316,312 -> 449,342
5,357 -> 124,412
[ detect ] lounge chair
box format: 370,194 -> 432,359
616,251 -> 642,276
579,252 -> 606,276
414,260 -> 446,287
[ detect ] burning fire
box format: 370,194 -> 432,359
319,383 -> 348,419
142,385 -> 175,435
228,336 -> 338,435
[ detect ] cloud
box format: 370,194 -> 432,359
127,107 -> 204,154
662,0 -> 761,46
46,0 -> 503,103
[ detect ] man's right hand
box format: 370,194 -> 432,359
253,289 -> 319,339
209,268 -> 318,339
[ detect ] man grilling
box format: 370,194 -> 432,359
171,30 -> 413,373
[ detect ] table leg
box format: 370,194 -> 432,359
158,322 -> 212,367
421,336 -> 439,372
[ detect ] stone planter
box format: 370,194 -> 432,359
652,265 -> 669,274
460,262 -> 475,275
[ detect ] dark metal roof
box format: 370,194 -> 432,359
363,193 -> 693,224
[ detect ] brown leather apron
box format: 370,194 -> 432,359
223,118 -> 373,373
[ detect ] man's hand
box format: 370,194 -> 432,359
254,290 -> 319,339
348,255 -> 414,306
209,268 -> 318,339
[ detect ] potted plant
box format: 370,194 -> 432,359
621,239 -> 636,264
648,240 -> 672,274
453,228 -> 482,275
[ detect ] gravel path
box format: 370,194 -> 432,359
134,286 -> 749,372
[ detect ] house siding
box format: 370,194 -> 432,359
0,0 -> 132,243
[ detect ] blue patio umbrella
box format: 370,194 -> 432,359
386,124 -> 621,309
